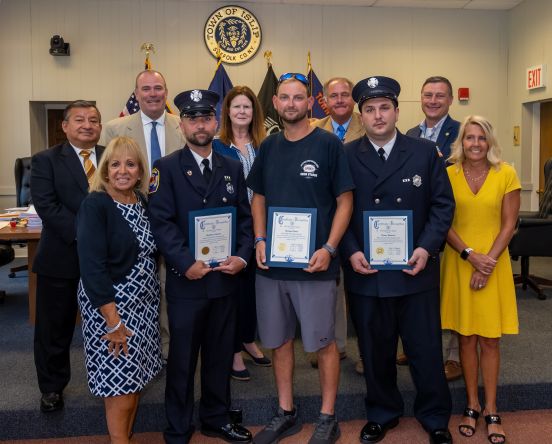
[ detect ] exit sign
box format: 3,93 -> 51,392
527,65 -> 546,90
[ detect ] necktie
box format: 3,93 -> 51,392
202,158 -> 212,184
336,125 -> 346,141
150,121 -> 162,165
378,147 -> 386,162
79,150 -> 96,184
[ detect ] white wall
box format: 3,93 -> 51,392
0,0 -> 516,207
507,0 -> 552,210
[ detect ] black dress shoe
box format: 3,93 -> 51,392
201,423 -> 252,443
40,392 -> 64,413
360,418 -> 399,443
429,428 -> 453,444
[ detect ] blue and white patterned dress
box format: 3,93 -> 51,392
78,200 -> 162,397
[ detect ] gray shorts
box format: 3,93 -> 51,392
255,274 -> 337,352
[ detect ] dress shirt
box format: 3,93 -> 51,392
71,144 -> 98,170
331,117 -> 352,138
189,148 -> 213,173
368,131 -> 397,161
418,114 -> 448,142
141,111 -> 166,167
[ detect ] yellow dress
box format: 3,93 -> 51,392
440,162 -> 521,338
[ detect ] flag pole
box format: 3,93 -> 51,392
264,50 -> 272,68
140,42 -> 155,70
307,51 -> 313,118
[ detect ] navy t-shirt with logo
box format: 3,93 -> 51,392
247,127 -> 355,281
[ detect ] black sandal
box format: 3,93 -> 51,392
459,407 -> 480,437
484,413 -> 506,443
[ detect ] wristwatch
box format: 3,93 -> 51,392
322,243 -> 337,258
460,247 -> 474,260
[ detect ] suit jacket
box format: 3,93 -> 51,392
31,142 -> 105,279
77,191 -> 145,308
340,132 -> 454,298
147,147 -> 253,300
100,111 -> 185,167
405,114 -> 460,160
311,112 -> 365,143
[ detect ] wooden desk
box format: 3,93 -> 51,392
0,225 -> 41,323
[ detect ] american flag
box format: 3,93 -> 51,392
119,92 -> 140,117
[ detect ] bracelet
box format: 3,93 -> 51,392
106,319 -> 122,334
254,236 -> 266,246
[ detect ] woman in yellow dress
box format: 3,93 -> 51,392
440,115 -> 520,444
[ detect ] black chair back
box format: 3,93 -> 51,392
14,157 -> 32,207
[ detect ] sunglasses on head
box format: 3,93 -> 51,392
278,72 -> 309,86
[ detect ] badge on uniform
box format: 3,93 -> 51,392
226,182 -> 235,194
187,170 -> 193,176
149,168 -> 160,194
412,175 -> 422,187
224,175 -> 231,182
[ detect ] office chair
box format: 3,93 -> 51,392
7,157 -> 32,278
509,158 -> 552,299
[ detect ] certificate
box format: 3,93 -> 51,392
363,210 -> 413,270
266,207 -> 317,268
188,206 -> 236,267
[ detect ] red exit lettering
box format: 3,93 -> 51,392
528,67 -> 542,89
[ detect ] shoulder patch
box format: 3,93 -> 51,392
149,168 -> 160,194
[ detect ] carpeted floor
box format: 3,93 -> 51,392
2,409 -> 552,443
1,256 -> 551,441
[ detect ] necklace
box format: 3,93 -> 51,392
464,165 -> 489,182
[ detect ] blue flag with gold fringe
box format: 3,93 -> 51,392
308,68 -> 329,119
208,62 -> 234,124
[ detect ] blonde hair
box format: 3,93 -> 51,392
90,136 -> 149,195
448,115 -> 502,169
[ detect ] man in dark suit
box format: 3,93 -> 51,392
404,76 -> 462,381
340,77 -> 455,444
31,100 -> 104,412
147,89 -> 253,444
405,76 -> 460,160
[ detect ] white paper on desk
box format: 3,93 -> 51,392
0,221 -> 9,229
4,207 -> 29,212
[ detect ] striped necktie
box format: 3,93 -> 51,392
79,149 -> 95,184
377,147 -> 386,162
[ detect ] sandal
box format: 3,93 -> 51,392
484,413 -> 506,443
459,407 -> 480,437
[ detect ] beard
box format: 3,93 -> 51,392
279,107 -> 309,125
186,131 -> 214,147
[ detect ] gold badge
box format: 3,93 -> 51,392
204,6 -> 262,64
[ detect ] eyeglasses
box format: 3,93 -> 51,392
278,72 -> 309,86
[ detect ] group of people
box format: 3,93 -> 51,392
28,68 -> 520,444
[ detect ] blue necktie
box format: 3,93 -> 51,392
336,125 -> 346,141
150,121 -> 162,165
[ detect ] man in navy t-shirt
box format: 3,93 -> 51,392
247,73 -> 354,444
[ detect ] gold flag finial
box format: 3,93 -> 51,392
140,43 -> 155,69
264,50 -> 272,67
307,51 -> 312,72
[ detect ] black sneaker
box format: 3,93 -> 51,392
253,406 -> 302,444
308,413 -> 341,444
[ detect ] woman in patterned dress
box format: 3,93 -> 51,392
440,116 -> 520,444
212,86 -> 270,381
77,136 -> 162,444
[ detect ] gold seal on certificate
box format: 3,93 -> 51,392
266,207 -> 317,268
363,210 -> 413,270
189,207 -> 236,267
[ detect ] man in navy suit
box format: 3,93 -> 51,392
31,100 -> 104,413
340,76 -> 455,444
147,89 -> 253,444
405,76 -> 460,161
404,76 -> 462,381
